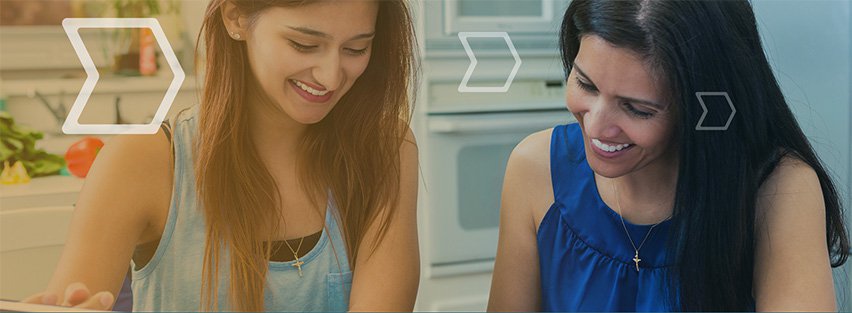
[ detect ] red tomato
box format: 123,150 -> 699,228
65,137 -> 104,178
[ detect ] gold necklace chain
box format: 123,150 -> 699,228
283,236 -> 305,277
612,180 -> 670,272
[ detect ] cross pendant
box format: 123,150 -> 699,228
292,260 -> 305,277
632,251 -> 641,272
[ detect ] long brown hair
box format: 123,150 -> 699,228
193,0 -> 417,310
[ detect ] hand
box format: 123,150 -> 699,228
22,282 -> 115,311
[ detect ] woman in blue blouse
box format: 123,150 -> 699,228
488,0 -> 850,311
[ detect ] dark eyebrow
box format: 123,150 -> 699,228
573,62 -> 665,110
286,26 -> 375,41
617,95 -> 665,110
573,63 -> 593,83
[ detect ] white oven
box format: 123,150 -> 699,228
417,75 -> 573,276
423,109 -> 572,275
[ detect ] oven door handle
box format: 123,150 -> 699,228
428,114 -> 572,134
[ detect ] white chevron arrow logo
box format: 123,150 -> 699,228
62,18 -> 185,135
457,32 -> 522,93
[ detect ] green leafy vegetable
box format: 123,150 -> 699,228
0,112 -> 65,177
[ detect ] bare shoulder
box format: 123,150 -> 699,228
755,154 -> 825,230
758,155 -> 821,199
98,130 -> 173,173
511,128 -> 552,171
504,128 -> 555,230
95,129 -> 174,194
80,128 -> 174,242
753,155 -> 837,310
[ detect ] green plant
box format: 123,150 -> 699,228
0,112 -> 65,177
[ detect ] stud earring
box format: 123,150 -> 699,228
230,32 -> 241,40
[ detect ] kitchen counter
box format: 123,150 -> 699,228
0,175 -> 84,211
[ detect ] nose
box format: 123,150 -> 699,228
312,51 -> 344,91
582,98 -> 623,140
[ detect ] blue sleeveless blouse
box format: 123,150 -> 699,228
537,123 -> 675,311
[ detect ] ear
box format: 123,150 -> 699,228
220,1 -> 249,40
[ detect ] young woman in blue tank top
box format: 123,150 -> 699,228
24,1 -> 420,311
488,0 -> 850,311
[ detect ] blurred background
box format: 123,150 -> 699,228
0,0 -> 849,311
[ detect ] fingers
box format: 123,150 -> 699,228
22,284 -> 113,310
62,282 -> 91,307
75,291 -> 115,311
42,293 -> 58,306
60,283 -> 115,310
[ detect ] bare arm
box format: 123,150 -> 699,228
487,129 -> 554,312
347,129 -> 420,311
28,131 -> 172,308
753,157 -> 837,311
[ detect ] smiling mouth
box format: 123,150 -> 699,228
591,138 -> 633,152
290,79 -> 330,96
288,79 -> 334,103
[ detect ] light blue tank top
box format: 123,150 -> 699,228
131,108 -> 352,311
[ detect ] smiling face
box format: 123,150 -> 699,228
566,35 -> 677,178
225,1 -> 378,125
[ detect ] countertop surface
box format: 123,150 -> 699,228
0,175 -> 84,200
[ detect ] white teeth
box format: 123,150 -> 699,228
292,79 -> 330,96
592,138 -> 632,153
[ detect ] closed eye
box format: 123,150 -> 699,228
575,77 -> 598,93
289,40 -> 318,52
575,76 -> 656,119
345,47 -> 368,56
622,102 -> 655,119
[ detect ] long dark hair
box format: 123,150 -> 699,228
559,0 -> 849,310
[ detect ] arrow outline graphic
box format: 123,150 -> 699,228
457,32 -> 522,93
695,91 -> 736,131
62,18 -> 185,135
